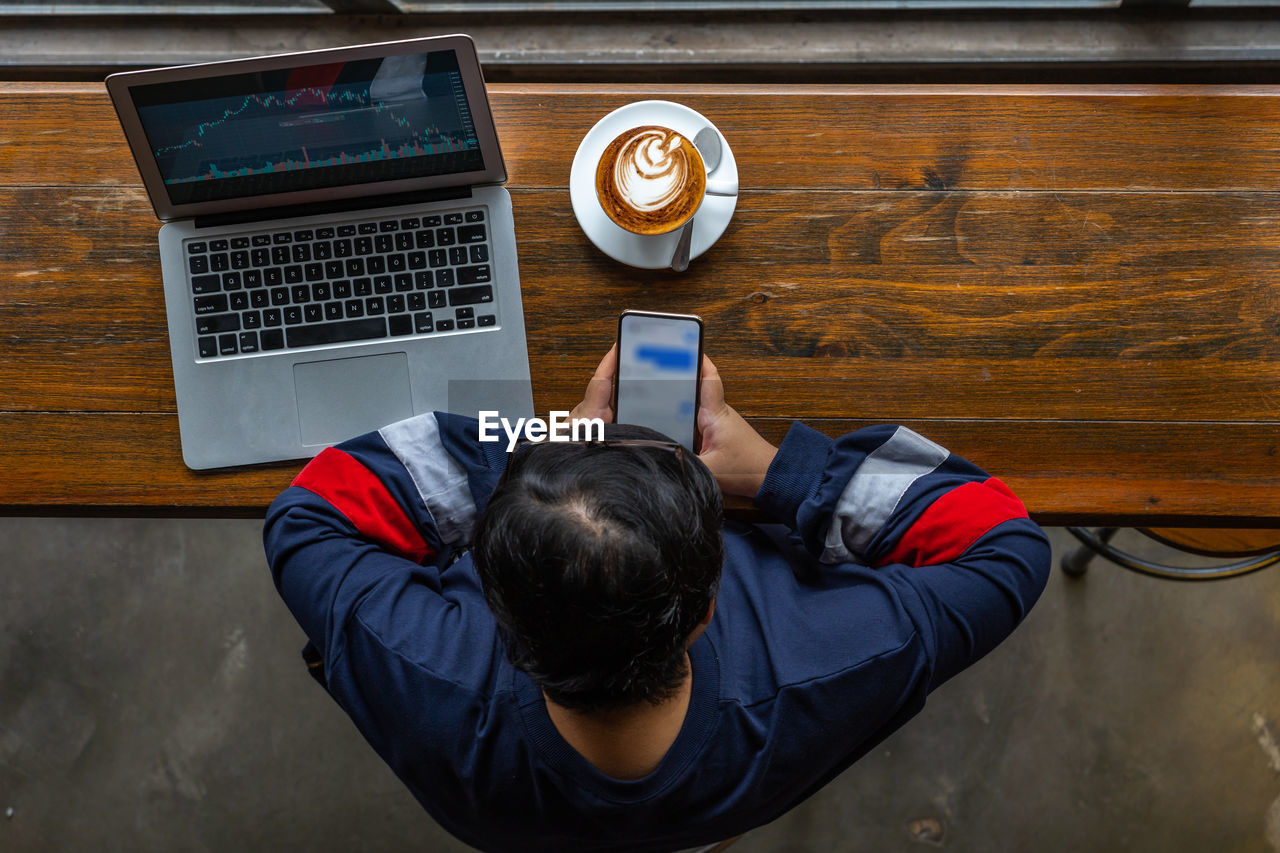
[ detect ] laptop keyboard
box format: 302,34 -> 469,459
184,208 -> 497,359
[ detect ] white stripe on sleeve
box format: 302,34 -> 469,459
820,426 -> 950,564
379,414 -> 477,548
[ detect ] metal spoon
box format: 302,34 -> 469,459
671,127 -> 723,272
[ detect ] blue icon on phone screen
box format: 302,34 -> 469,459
635,345 -> 695,372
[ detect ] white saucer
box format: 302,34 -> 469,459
570,101 -> 739,270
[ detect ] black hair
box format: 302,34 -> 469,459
473,424 -> 724,714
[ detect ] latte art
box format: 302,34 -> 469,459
613,128 -> 693,212
596,125 -> 706,235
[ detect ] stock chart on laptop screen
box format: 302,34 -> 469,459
131,50 -> 484,205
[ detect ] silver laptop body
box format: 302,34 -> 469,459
108,34 -> 533,469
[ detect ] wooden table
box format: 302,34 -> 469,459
2,82 -> 1277,524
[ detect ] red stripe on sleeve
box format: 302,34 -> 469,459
875,477 -> 1029,568
292,448 -> 434,564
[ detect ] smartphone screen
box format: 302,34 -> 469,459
615,311 -> 703,451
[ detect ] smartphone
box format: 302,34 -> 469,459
614,310 -> 704,451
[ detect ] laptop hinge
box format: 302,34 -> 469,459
193,186 -> 474,230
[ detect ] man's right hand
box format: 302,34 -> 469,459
696,356 -> 778,499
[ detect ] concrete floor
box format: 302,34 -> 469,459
1,520 -> 1277,852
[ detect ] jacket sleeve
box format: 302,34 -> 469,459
262,412 -> 507,669
755,421 -> 1052,690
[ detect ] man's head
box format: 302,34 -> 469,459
473,424 -> 724,714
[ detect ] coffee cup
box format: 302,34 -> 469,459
594,125 -> 733,237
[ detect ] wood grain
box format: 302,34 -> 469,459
4,188 -> 1276,417
11,84 -> 1280,191
492,87 -> 1280,192
1,414 -> 1274,526
1,84 -> 1277,521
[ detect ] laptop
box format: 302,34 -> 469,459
106,34 -> 534,470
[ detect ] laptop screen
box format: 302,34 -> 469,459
128,49 -> 485,208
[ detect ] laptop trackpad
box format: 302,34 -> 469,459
294,353 -> 414,447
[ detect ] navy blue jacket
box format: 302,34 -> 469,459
264,414 -> 1050,852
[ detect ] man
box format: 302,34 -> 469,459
264,347 -> 1051,852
